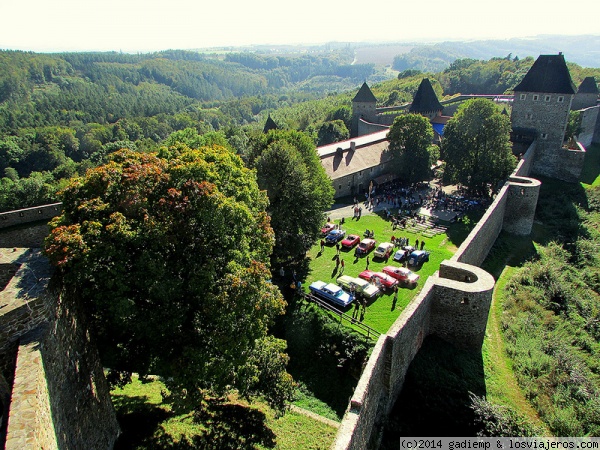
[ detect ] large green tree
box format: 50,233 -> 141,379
388,113 -> 438,183
44,145 -> 294,410
249,130 -> 334,263
442,98 -> 516,196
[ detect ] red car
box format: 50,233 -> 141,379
355,238 -> 376,256
382,266 -> 420,286
321,223 -> 336,236
341,234 -> 360,249
358,270 -> 398,291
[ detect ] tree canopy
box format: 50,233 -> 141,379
388,113 -> 438,183
249,130 -> 334,263
44,145 -> 294,410
442,98 -> 516,196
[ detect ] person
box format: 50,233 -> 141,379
336,242 -> 340,255
420,240 -> 425,250
415,239 -> 419,249
279,266 -> 285,278
320,239 -> 325,252
340,259 -> 345,274
366,255 -> 370,269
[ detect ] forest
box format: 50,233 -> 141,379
1,48 -> 600,214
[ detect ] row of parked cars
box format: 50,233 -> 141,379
309,265 -> 421,307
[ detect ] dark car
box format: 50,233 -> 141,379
408,250 -> 430,266
325,229 -> 346,244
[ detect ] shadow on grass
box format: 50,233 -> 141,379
113,395 -> 276,450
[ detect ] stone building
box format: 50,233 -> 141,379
511,53 -> 585,181
318,130 -> 392,199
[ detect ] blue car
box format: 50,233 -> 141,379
325,229 -> 346,244
309,280 -> 353,307
408,250 -> 430,266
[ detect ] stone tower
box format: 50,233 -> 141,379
511,53 -> 580,181
572,77 -> 599,111
351,82 -> 377,137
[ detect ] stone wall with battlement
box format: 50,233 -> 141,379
333,143 -> 539,449
0,204 -> 62,229
334,261 -> 495,449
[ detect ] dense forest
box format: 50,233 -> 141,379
1,48 -> 599,213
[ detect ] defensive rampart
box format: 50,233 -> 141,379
333,143 -> 540,449
0,248 -> 120,449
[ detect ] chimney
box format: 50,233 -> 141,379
350,141 -> 356,151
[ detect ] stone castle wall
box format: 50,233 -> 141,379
0,249 -> 120,449
578,105 -> 600,148
333,146 -> 539,449
0,204 -> 62,229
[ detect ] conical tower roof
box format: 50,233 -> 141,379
577,77 -> 599,94
263,114 -> 278,133
353,82 -> 377,103
513,54 -> 576,94
409,78 -> 442,113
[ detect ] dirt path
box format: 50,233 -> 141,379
289,405 -> 340,429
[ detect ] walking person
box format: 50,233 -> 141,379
336,242 -> 340,255
320,239 -> 325,252
366,255 -> 370,269
340,259 -> 345,275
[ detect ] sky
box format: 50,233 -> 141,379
2,0 -> 599,53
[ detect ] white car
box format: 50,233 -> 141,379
373,242 -> 394,259
337,275 -> 381,299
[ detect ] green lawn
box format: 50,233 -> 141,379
303,213 -> 456,334
111,376 -> 337,450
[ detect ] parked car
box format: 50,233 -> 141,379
309,280 -> 353,307
373,242 -> 394,259
341,234 -> 360,249
321,223 -> 336,236
382,266 -> 420,286
355,238 -> 376,256
408,250 -> 430,266
325,229 -> 346,244
337,275 -> 381,299
358,270 -> 398,291
393,245 -> 415,262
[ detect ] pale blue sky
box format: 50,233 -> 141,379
2,0 -> 599,53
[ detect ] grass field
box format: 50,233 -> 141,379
303,213 -> 457,334
111,376 -> 337,450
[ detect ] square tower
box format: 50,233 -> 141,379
511,54 -> 577,180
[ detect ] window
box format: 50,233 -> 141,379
520,93 -> 526,100
525,113 -> 533,120
533,94 -> 539,101
541,133 -> 548,139
558,96 -> 564,103
544,95 -> 551,102
338,185 -> 342,190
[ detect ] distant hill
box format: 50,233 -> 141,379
391,35 -> 600,72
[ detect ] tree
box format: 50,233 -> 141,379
388,114 -> 438,183
249,130 -> 334,263
44,146 -> 294,411
316,120 -> 349,146
442,99 -> 516,196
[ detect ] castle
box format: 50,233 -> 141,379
0,54 -> 598,449
322,53 -> 597,203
